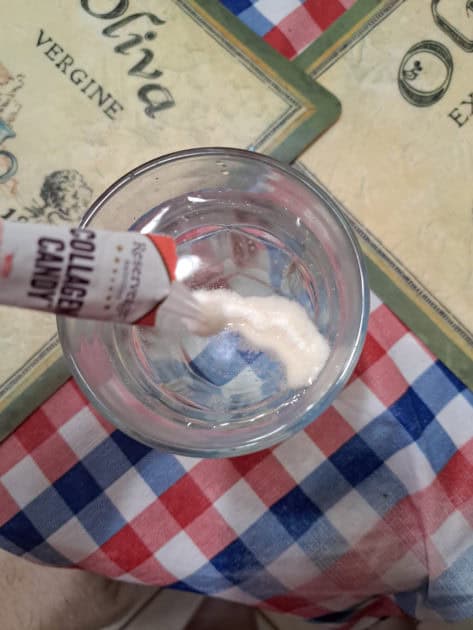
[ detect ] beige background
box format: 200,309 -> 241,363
0,548 -> 469,628
299,0 -> 473,341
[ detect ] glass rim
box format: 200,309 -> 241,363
58,147 -> 370,458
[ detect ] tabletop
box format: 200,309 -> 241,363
1,2 -> 473,629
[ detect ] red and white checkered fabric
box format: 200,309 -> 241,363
1,293 -> 472,628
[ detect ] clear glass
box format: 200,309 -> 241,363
57,148 -> 369,457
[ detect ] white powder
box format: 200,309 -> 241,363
190,289 -> 329,389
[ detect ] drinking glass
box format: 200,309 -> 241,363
57,148 -> 369,457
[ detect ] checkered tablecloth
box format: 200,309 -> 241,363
1,3 -> 473,629
221,0 -> 356,59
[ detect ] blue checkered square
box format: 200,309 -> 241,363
241,512 -> 294,564
23,487 -> 73,538
300,460 -> 352,512
211,538 -> 263,582
413,363 -> 463,416
111,431 -> 152,465
82,438 -> 133,489
330,435 -> 383,486
238,7 -> 273,37
239,568 -> 287,599
298,515 -> 348,568
54,462 -> 102,514
220,0 -> 254,13
246,351 -> 284,397
76,494 -> 126,546
181,562 -> 234,594
394,580 -> 430,618
357,465 -> 408,516
395,590 -> 421,618
0,533 -> 24,556
239,7 -> 273,38
29,541 -> 70,566
172,581 -> 197,593
360,412 -> 414,461
270,487 -> 322,539
389,389 -> 435,441
135,453 -> 186,496
190,331 -> 254,386
0,512 -> 43,552
417,419 -> 457,474
435,361 -> 467,392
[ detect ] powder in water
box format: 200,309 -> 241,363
191,289 -> 329,389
